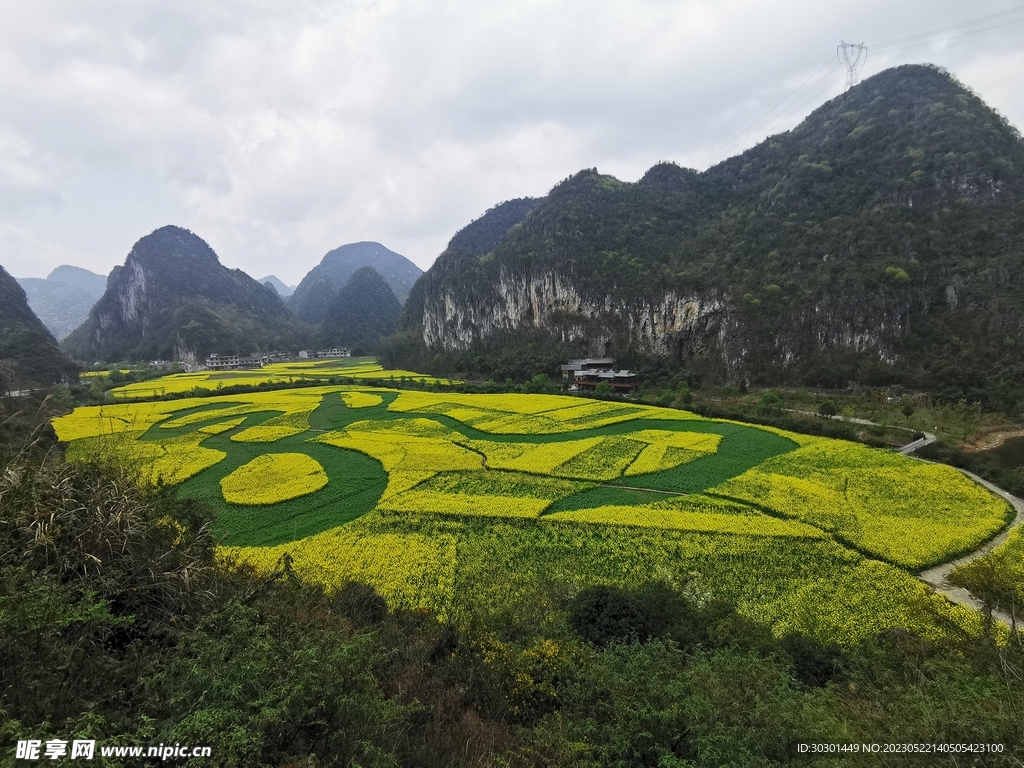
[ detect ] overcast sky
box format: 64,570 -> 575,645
3,0 -> 1023,284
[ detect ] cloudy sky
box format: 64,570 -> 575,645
3,0 -> 1023,284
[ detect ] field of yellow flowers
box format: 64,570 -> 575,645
52,385 -> 1015,644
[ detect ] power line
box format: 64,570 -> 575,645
702,57 -> 838,167
871,3 -> 1024,49
837,41 -> 868,90
873,14 -> 1024,56
701,5 -> 1024,169
757,64 -> 843,137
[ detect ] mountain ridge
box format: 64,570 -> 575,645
320,266 -> 402,354
393,64 -> 1024,410
289,241 -> 422,324
63,226 -> 310,363
0,265 -> 79,387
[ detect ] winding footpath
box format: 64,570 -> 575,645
917,466 -> 1024,626
789,407 -> 1021,624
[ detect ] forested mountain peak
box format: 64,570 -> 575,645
394,64 -> 1024,410
45,265 -> 108,298
446,197 -> 540,258
62,226 -> 309,363
638,163 -> 700,193
16,265 -> 108,341
707,64 -> 1024,211
320,266 -> 402,354
289,241 -> 421,324
0,264 -> 78,386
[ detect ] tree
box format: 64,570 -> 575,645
818,400 -> 838,418
902,404 -> 915,423
758,391 -> 783,417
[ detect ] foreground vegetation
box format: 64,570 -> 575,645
1,432 -> 1022,766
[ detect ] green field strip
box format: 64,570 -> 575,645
152,396 -> 389,547
175,435 -> 387,547
141,404 -> 279,440
135,390 -> 800,546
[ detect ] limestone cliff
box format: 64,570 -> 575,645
63,226 -> 309,363
400,65 -> 1024,399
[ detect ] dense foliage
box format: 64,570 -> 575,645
446,197 -> 540,257
0,265 -> 80,388
1,441 -> 1021,766
319,267 -> 403,354
395,65 -> 1024,413
61,226 -> 311,363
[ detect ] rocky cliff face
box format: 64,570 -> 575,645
63,226 -> 309,362
403,65 -> 1024,395
420,266 -> 907,377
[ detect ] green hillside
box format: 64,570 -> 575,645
0,264 -> 79,388
63,226 -> 310,363
289,241 -> 422,323
319,267 -> 402,354
397,65 -> 1024,412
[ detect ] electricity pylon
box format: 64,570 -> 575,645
837,41 -> 868,90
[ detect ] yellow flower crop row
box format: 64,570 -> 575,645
711,440 -> 1011,569
52,398 -> 209,442
386,391 -> 699,435
314,430 -> 483,473
197,418 -> 246,435
65,430 -> 225,487
379,489 -> 551,518
220,525 -> 458,619
389,391 -> 584,415
623,430 -> 721,476
230,426 -> 305,443
220,453 -> 328,505
993,523 -> 1024,564
341,391 -> 383,408
348,417 -> 458,439
107,361 -> 456,398
544,503 -> 827,538
552,437 -> 647,481
462,437 -> 603,474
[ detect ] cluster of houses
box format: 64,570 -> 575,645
203,348 -> 350,371
201,351 -> 636,392
559,358 -> 638,393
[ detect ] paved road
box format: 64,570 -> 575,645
916,467 -> 1024,626
784,408 -> 936,452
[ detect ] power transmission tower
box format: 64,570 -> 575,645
837,41 -> 868,90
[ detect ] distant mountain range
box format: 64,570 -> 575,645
17,266 -> 108,341
289,242 -> 422,324
394,64 -> 1024,409
37,236 -> 423,363
63,226 -> 309,364
259,275 -> 295,297
0,265 -> 78,387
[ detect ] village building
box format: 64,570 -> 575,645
204,353 -> 263,370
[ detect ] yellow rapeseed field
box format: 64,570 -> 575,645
221,453 -> 328,505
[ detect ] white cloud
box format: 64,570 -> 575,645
0,0 -> 1021,284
